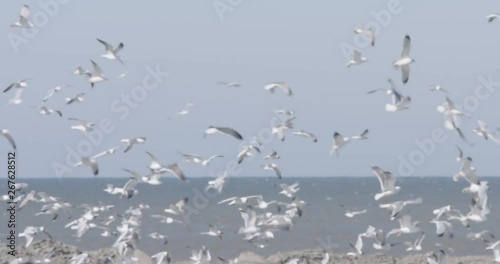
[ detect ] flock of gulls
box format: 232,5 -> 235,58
2,4 -> 500,264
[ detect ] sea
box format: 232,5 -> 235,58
2,177 -> 499,261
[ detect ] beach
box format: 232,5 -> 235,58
1,239 -> 497,264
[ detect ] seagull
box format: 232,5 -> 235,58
200,225 -> 223,239
405,233 -> 425,251
354,26 -> 375,46
347,234 -> 364,256
73,147 -> 117,176
466,230 -> 495,241
180,153 -> 224,166
66,93 -> 85,105
386,88 -> 411,112
261,163 -> 282,179
264,82 -> 293,96
217,81 -> 241,88
39,105 -> 62,117
151,215 -> 183,225
430,85 -> 449,93
151,251 -> 171,264
386,215 -> 421,237
42,85 -> 70,102
164,198 -> 189,216
292,130 -> 318,142
11,5 -> 33,28
379,197 -> 423,220
85,60 -> 108,88
97,38 -> 125,64
236,146 -> 255,165
264,149 -> 280,160
1,129 -> 17,150
204,126 -> 243,140
205,171 -> 228,194
278,182 -> 300,198
330,132 -> 350,156
373,231 -> 401,251
346,50 -> 368,67
473,120 -> 500,144
74,157 -> 99,176
218,195 -> 262,206
352,129 -> 369,140
148,232 -> 168,245
19,226 -> 51,248
393,35 -> 415,84
371,166 -> 401,200
426,249 -> 446,264
69,118 -> 95,132
121,137 -> 146,153
4,79 -> 30,93
430,220 -> 454,238
157,162 -> 188,182
168,101 -> 195,121
275,107 -> 295,117
73,66 -> 88,75
453,157 -> 479,185
272,117 -> 296,141
339,204 -> 367,218
487,13 -> 500,23
367,78 -> 397,95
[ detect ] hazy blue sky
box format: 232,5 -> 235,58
1,1 -> 500,178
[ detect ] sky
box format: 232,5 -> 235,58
1,0 -> 500,178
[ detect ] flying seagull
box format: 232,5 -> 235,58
4,79 -> 30,93
121,137 -> 147,153
352,129 -> 369,140
86,60 -> 108,88
393,35 -> 415,84
354,26 -> 375,46
204,126 -> 243,140
330,132 -> 350,156
1,129 -> 16,150
487,13 -> 500,23
97,38 -> 125,64
38,106 -> 63,117
217,81 -> 240,88
66,93 -> 85,105
42,85 -> 71,103
264,149 -> 280,160
11,5 -> 33,28
292,130 -> 318,142
168,101 -> 195,121
430,85 -> 449,93
261,163 -> 282,179
473,120 -> 500,144
371,166 -> 401,200
264,82 -> 293,96
69,118 -> 95,132
346,50 -> 368,67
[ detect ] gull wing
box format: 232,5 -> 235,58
97,38 -> 113,51
90,60 -> 103,75
401,35 -> 411,58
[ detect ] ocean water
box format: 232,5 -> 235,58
2,177 -> 499,261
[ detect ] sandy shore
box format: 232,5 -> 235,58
0,240 -> 496,264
